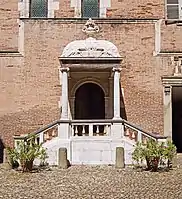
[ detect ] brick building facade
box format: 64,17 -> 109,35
0,0 -> 182,154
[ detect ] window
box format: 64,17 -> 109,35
29,0 -> 48,18
82,0 -> 99,18
166,0 -> 182,19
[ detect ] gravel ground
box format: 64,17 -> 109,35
0,165 -> 182,199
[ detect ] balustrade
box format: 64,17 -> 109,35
14,119 -> 167,149
70,122 -> 111,136
123,120 -> 166,143
14,121 -> 59,147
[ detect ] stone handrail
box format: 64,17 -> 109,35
122,119 -> 167,140
13,119 -> 168,147
122,119 -> 168,143
13,120 -> 60,146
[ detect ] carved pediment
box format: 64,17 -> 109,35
61,19 -> 120,58
61,37 -> 120,58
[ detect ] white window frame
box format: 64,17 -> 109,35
18,0 -> 59,18
179,0 -> 182,18
166,0 -> 182,19
71,0 -> 111,18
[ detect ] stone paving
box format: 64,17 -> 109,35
0,165 -> 182,199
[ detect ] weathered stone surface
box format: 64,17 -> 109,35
115,147 -> 125,168
58,148 -> 68,169
0,163 -> 12,170
3,149 -> 9,164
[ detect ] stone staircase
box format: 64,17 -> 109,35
14,119 -> 168,166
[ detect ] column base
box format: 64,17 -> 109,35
111,121 -> 124,138
58,122 -> 70,139
112,117 -> 122,121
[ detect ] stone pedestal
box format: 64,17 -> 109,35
0,149 -> 12,170
115,147 -> 125,168
58,123 -> 70,139
58,148 -> 68,169
111,122 -> 124,138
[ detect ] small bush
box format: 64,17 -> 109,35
132,139 -> 176,172
7,135 -> 48,172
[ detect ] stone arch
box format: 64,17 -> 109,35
74,82 -> 105,119
71,77 -> 106,97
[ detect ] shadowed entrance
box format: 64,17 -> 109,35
75,83 -> 105,119
172,86 -> 182,153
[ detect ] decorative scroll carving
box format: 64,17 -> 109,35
82,18 -> 99,37
61,18 -> 120,58
61,37 -> 120,58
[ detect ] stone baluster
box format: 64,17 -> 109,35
35,136 -> 39,145
143,136 -> 148,144
72,125 -> 74,136
52,129 -> 56,137
75,126 -> 78,136
125,128 -> 130,136
39,132 -> 44,144
82,125 -> 86,136
131,131 -> 135,139
137,131 -> 142,142
96,125 -> 99,136
46,132 -> 50,140
104,125 -> 107,136
108,125 -> 111,136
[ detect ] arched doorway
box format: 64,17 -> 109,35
75,83 -> 105,119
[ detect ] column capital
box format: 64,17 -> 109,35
164,86 -> 171,95
60,67 -> 70,73
112,67 -> 121,73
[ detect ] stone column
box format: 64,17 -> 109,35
60,68 -> 69,120
111,68 -> 123,138
113,68 -> 121,119
163,86 -> 172,138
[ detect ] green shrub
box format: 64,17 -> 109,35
7,135 -> 48,172
132,139 -> 176,171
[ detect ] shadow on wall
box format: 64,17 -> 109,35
0,137 -> 4,163
120,86 -> 127,120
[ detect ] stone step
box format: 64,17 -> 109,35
176,153 -> 182,165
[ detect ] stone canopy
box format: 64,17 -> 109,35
61,37 -> 120,58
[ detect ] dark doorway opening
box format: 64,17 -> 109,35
0,138 -> 4,163
172,86 -> 182,153
75,83 -> 105,119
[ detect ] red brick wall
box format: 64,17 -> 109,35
161,22 -> 182,52
108,0 -> 164,19
54,0 -> 165,18
0,54 -> 60,146
0,0 -> 19,51
0,20 -> 171,147
0,0 -> 181,146
55,0 -> 74,18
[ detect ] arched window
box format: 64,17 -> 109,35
82,0 -> 99,18
30,0 -> 48,18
